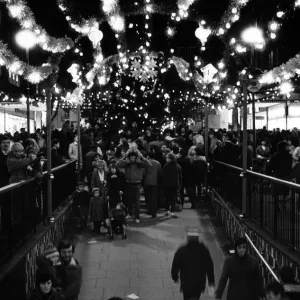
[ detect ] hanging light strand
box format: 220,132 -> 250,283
4,0 -> 73,53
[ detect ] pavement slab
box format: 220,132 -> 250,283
75,200 -> 226,300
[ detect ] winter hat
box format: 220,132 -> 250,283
92,187 -> 100,194
36,269 -> 52,284
43,247 -> 59,260
11,142 -> 24,153
234,237 -> 247,248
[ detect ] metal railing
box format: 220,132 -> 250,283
0,161 -> 77,266
211,160 -> 300,252
211,189 -> 280,285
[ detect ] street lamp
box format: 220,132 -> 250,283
16,29 -> 36,134
241,26 -> 265,158
280,82 -> 292,130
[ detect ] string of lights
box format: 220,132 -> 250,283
3,0 -> 73,53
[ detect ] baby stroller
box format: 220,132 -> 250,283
107,192 -> 127,240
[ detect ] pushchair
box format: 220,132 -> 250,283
107,192 -> 128,240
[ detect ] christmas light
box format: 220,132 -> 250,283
195,25 -> 211,45
109,15 -> 125,32
277,11 -> 284,18
270,22 -> 279,31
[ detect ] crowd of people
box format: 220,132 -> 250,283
1,122 -> 300,300
29,233 -> 298,300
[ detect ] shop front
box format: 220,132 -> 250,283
0,105 -> 45,134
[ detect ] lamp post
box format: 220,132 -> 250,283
16,29 -> 36,134
280,82 -> 292,130
241,26 -> 264,158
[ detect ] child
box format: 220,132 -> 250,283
36,244 -> 62,290
88,187 -> 109,233
73,182 -> 90,228
107,164 -> 125,208
110,202 -> 128,238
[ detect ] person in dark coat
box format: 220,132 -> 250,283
171,227 -> 215,300
192,147 -> 207,205
59,121 -> 73,158
215,237 -> 265,300
143,152 -> 162,218
7,142 -> 37,184
107,164 -> 125,208
220,132 -> 239,165
267,141 -> 293,197
51,139 -> 65,168
82,146 -> 100,184
28,269 -> 65,300
162,153 -> 182,219
0,135 -> 10,187
55,240 -> 82,300
73,182 -> 90,228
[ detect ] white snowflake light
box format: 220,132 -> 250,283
131,58 -> 157,83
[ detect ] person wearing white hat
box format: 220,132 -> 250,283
171,227 -> 215,300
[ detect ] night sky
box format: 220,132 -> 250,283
1,0 -> 300,94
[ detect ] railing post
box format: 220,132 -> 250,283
46,88 -> 53,223
242,79 -> 248,214
291,190 -> 296,249
274,195 -> 278,240
77,104 -> 81,183
259,178 -> 264,228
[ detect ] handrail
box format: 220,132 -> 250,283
213,188 -> 281,283
246,169 -> 300,190
214,160 -> 300,190
214,160 -> 243,172
0,160 -> 76,195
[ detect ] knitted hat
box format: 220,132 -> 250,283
92,187 -> 100,194
235,237 -> 247,248
11,142 -> 24,153
43,247 -> 59,260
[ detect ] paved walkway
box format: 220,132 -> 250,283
74,200 -> 226,300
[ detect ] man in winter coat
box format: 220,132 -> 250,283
171,227 -> 215,300
55,240 -> 82,300
143,152 -> 162,218
0,135 -> 10,187
215,237 -> 265,300
162,153 -> 182,218
116,149 -> 151,223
